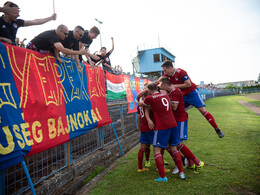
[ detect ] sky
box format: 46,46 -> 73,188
11,0 -> 260,85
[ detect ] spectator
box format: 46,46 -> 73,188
101,37 -> 115,73
79,26 -> 100,66
114,65 -> 123,74
89,51 -> 104,67
0,1 -> 56,45
61,25 -> 85,72
27,24 -> 89,66
19,38 -> 27,48
15,37 -> 27,47
15,37 -> 20,46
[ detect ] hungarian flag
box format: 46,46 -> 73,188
106,71 -> 126,99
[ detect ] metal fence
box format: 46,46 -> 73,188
1,103 -> 137,195
241,87 -> 260,94
1,88 -> 237,195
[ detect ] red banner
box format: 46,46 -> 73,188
85,64 -> 112,127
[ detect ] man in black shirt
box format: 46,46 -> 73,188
0,1 -> 56,45
101,37 -> 115,73
79,26 -> 100,67
27,24 -> 89,69
61,25 -> 84,72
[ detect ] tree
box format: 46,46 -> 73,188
225,84 -> 238,89
258,73 -> 260,83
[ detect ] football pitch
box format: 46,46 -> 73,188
88,94 -> 260,195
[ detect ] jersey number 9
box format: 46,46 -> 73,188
161,97 -> 169,111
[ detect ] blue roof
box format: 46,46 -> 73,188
138,47 -> 175,58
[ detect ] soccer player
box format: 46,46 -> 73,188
137,85 -> 153,172
159,77 -> 204,174
161,60 -> 225,138
139,83 -> 184,182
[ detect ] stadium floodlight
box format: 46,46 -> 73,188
95,18 -> 103,47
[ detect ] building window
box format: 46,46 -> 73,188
161,54 -> 167,62
153,54 -> 160,62
161,54 -> 173,62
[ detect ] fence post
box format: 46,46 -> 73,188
65,141 -> 71,168
0,168 -> 5,195
111,123 -> 124,156
134,112 -> 138,129
120,105 -> 125,138
21,160 -> 36,195
99,126 -> 104,149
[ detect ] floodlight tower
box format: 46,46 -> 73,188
95,18 -> 103,48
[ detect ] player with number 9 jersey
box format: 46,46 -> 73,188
143,92 -> 177,130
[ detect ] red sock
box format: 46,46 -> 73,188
178,144 -> 200,166
167,147 -> 184,158
154,153 -> 166,178
170,150 -> 183,173
145,147 -> 150,161
203,111 -> 219,129
188,158 -> 195,166
161,148 -> 165,156
138,148 -> 145,169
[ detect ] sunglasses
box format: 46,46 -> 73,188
77,31 -> 83,37
61,31 -> 68,36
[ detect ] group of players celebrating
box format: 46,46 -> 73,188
137,60 -> 224,182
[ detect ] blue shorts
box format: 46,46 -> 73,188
139,131 -> 154,144
152,129 -> 172,148
177,120 -> 188,140
169,127 -> 181,146
184,88 -> 206,108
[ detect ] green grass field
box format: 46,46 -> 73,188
89,95 -> 260,195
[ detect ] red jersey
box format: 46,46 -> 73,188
163,68 -> 197,96
137,105 -> 155,132
143,92 -> 177,130
168,88 -> 188,122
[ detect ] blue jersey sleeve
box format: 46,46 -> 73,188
182,74 -> 190,82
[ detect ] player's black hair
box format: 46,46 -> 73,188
161,60 -> 173,68
147,83 -> 158,91
159,77 -> 171,86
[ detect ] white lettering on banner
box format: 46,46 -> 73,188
0,108 -> 103,155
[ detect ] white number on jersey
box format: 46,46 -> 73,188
139,107 -> 144,118
161,97 -> 169,111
